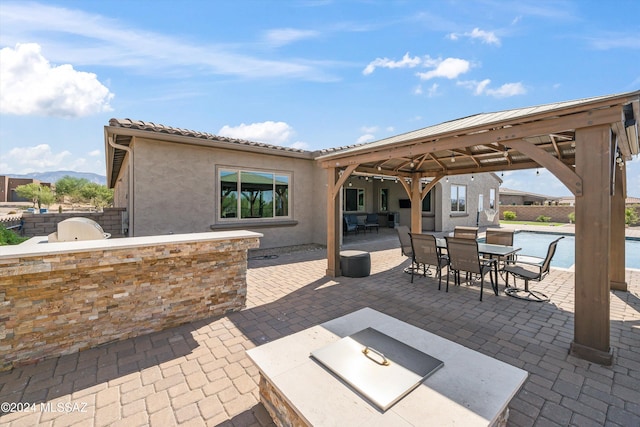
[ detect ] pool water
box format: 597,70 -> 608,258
506,231 -> 640,269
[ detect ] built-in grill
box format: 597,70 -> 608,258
311,327 -> 444,411
48,217 -> 111,242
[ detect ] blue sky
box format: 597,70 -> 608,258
0,0 -> 639,197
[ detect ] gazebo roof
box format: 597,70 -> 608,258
316,91 -> 640,182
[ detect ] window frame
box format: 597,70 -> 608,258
489,188 -> 496,209
218,167 -> 292,221
450,184 -> 467,213
344,187 -> 365,212
380,188 -> 389,212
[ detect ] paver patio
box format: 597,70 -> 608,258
1,227 -> 639,426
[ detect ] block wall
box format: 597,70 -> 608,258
20,208 -> 127,238
0,235 -> 259,371
498,205 -> 575,222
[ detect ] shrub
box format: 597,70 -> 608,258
0,224 -> 28,245
503,210 -> 517,221
568,212 -> 575,223
626,207 -> 639,226
535,215 -> 551,223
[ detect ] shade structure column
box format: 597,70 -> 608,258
410,173 -> 423,234
610,159 -> 627,291
326,167 -> 341,277
570,124 -> 613,365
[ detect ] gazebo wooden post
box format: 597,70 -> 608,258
410,173 -> 422,233
610,160 -> 627,291
326,167 -> 341,277
570,124 -> 613,365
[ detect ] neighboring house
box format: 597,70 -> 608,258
0,176 -> 53,203
499,188 -> 560,206
104,119 -> 501,249
559,195 -> 640,207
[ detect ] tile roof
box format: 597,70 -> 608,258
109,118 -> 309,154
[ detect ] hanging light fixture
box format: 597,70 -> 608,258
503,146 -> 509,157
471,174 -> 474,181
451,152 -> 456,163
377,166 -> 382,171
536,169 -> 540,176
348,181 -> 352,187
409,161 -> 415,168
446,176 -> 449,182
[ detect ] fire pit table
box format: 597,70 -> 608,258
247,307 -> 527,426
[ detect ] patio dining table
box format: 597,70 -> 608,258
435,237 -> 521,286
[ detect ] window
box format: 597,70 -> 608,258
219,169 -> 289,219
422,189 -> 433,212
344,188 -> 365,211
489,188 -> 496,209
451,185 -> 466,213
380,188 -> 388,211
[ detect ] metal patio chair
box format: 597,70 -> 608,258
503,236 -> 564,302
445,236 -> 497,301
409,233 -> 449,289
396,225 -> 415,274
453,226 -> 479,240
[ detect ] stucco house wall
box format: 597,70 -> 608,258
128,138 -> 324,249
106,120 -> 501,249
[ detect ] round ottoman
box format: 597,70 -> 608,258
340,250 -> 371,278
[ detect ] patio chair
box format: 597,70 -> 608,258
503,237 -> 564,302
409,233 -> 449,289
453,226 -> 479,240
485,228 -> 514,246
365,213 -> 380,233
445,236 -> 497,301
453,226 -> 480,280
396,225 -> 415,273
343,214 -> 359,235
484,228 -> 516,267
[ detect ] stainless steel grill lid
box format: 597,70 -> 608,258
310,327 -> 444,411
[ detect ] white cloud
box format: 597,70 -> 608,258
363,52 -> 421,75
289,141 -> 310,150
413,84 -> 423,95
356,134 -> 375,144
0,144 -> 95,174
0,43 -> 114,117
458,79 -> 526,98
264,28 -> 320,47
361,126 -> 379,133
448,28 -> 501,46
427,83 -> 440,97
0,3 -> 334,82
88,150 -> 101,157
218,121 -> 295,146
385,126 -> 395,132
416,58 -> 471,80
486,82 -> 526,98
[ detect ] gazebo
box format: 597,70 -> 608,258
317,90 -> 639,365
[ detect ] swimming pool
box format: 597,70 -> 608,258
505,231 -> 640,269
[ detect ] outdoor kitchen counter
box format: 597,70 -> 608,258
0,230 -> 262,371
247,307 -> 528,426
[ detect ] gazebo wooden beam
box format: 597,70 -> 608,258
319,107 -> 622,168
507,139 -> 583,196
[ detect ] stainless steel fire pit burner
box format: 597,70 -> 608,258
310,327 -> 444,411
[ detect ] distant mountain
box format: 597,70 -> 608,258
7,171 -> 107,185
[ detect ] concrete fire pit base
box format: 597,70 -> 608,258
247,308 -> 526,426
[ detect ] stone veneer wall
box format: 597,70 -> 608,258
20,208 -> 127,238
0,231 -> 260,371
